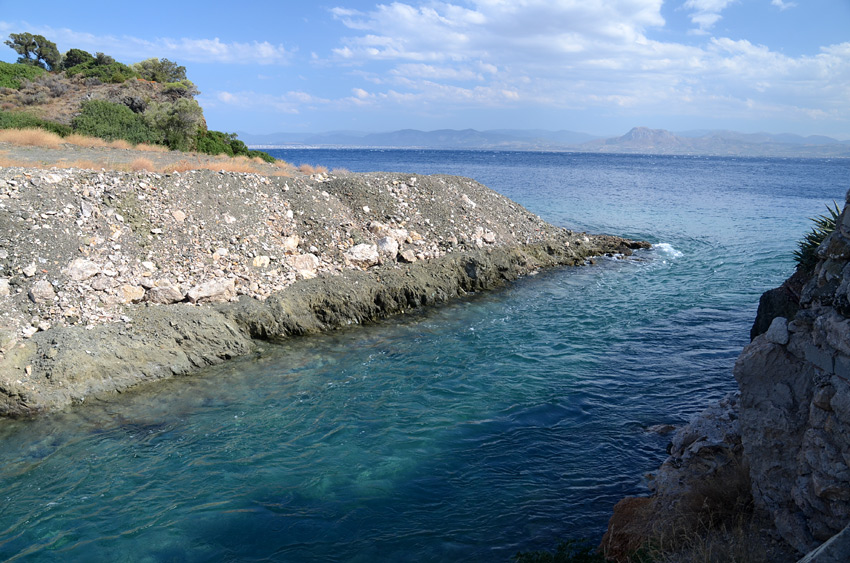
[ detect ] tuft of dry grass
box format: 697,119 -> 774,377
108,139 -> 132,150
0,128 -> 63,148
135,143 -> 169,153
63,134 -> 108,148
130,158 -> 155,172
331,167 -> 350,175
212,160 -> 262,174
163,159 -> 196,173
297,163 -> 329,175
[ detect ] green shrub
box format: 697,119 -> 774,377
132,58 -> 187,83
247,149 -> 275,163
794,202 -> 841,273
195,129 -> 275,162
144,99 -> 204,151
65,60 -> 138,84
61,48 -> 94,70
72,99 -> 157,144
0,110 -> 72,135
0,61 -> 47,89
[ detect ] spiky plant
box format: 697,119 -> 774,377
793,202 -> 842,273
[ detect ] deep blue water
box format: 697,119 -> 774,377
1,151 -> 848,561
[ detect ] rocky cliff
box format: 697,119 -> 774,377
602,193 -> 850,561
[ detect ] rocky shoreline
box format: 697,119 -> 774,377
603,193 -> 850,562
0,152 -> 647,416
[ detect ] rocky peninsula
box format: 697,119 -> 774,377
0,142 -> 647,417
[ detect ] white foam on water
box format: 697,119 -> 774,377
652,243 -> 684,259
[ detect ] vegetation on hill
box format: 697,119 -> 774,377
0,32 -> 272,161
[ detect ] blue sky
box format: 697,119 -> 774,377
1,0 -> 849,138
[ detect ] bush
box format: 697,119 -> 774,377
61,48 -> 94,70
72,99 -> 157,144
132,58 -> 187,83
794,202 -> 841,273
195,129 -> 275,162
0,110 -> 72,135
0,61 -> 46,89
65,59 -> 138,84
144,98 -> 204,151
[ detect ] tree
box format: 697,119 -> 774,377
4,33 -> 61,70
61,48 -> 94,70
132,58 -> 187,83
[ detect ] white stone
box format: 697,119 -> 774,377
171,210 -> 186,222
64,258 -> 100,281
253,255 -> 271,268
118,284 -> 146,304
28,280 -> 55,303
376,236 -> 399,257
146,281 -> 184,304
187,279 -> 236,303
766,316 -> 790,346
344,244 -> 380,269
282,235 -> 300,253
286,253 -> 320,278
0,278 -> 9,297
22,264 -> 37,277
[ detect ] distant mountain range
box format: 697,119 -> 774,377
239,127 -> 850,158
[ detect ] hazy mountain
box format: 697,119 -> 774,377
242,127 -> 850,157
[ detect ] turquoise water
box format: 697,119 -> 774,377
1,152 -> 848,561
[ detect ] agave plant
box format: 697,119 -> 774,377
793,201 -> 842,273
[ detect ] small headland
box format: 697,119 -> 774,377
0,142 -> 648,417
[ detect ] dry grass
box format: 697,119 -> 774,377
331,167 -> 350,175
130,158 -> 155,172
162,159 -> 196,173
135,143 -> 169,153
63,134 -> 108,148
298,163 -> 329,175
0,128 -> 63,148
108,139 -> 132,150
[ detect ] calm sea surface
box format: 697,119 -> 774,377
1,151 -> 848,561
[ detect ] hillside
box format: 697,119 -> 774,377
244,126 -> 850,158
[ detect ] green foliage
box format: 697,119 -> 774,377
61,48 -> 94,70
195,129 -> 275,162
144,99 -> 204,151
132,58 -> 187,83
64,52 -> 138,84
0,60 -> 47,89
4,32 -> 61,70
0,110 -> 72,136
794,202 -> 841,273
72,100 -> 157,144
247,149 -> 275,163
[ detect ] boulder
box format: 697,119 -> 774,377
64,258 -> 100,281
28,280 -> 55,303
344,244 -> 379,269
187,279 -> 236,303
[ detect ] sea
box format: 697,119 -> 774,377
1,150 -> 848,562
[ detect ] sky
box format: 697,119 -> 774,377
1,0 -> 849,138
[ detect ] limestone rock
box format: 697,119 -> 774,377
344,244 -> 379,269
399,249 -> 417,263
117,284 -> 146,304
64,258 -> 100,281
146,280 -> 184,304
282,235 -> 300,253
376,236 -> 399,258
286,253 -> 319,279
187,279 -> 236,303
28,280 -> 55,303
0,278 -> 9,297
765,316 -> 790,345
252,256 -> 271,268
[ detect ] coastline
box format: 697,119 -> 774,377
0,144 -> 647,417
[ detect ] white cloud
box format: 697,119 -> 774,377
0,22 -> 291,65
682,0 -> 736,33
317,1 -> 850,130
771,0 -> 797,10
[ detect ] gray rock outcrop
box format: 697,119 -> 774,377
734,190 -> 850,554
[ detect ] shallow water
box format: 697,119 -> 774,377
1,151 -> 848,561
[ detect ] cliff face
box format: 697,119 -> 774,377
602,193 -> 850,561
735,190 -> 850,553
